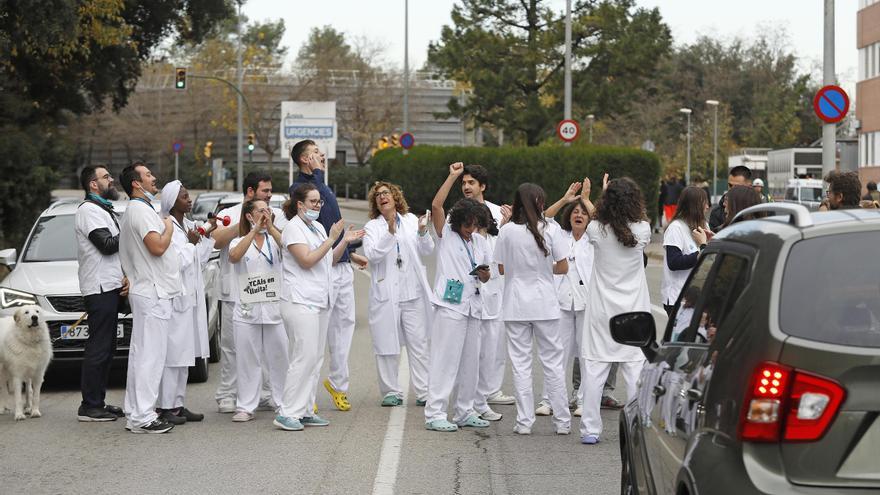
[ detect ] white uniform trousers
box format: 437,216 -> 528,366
580,359 -> 644,437
124,293 -> 171,427
216,301 -> 272,403
424,308 -> 481,424
506,320 -> 572,431
279,302 -> 329,419
541,309 -> 584,405
234,321 -> 289,413
157,304 -> 195,410
474,318 -> 506,413
374,298 -> 430,401
157,367 -> 187,409
326,263 -> 356,393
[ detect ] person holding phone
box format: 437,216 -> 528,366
362,182 -> 434,407
424,191 -> 493,432
227,199 -> 288,422
274,184 -> 364,432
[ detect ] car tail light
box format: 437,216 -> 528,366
740,362 -> 846,443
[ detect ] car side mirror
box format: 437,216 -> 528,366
0,248 -> 17,269
610,312 -> 656,347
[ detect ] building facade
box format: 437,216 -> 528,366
858,0 -> 880,188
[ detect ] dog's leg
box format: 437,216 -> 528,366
24,380 -> 33,416
30,375 -> 43,418
12,376 -> 26,420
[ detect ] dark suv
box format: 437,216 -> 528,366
611,204 -> 880,495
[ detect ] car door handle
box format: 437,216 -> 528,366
686,388 -> 703,402
653,385 -> 666,397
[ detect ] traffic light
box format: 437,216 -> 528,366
247,133 -> 255,152
175,67 -> 187,90
204,141 -> 213,159
390,133 -> 400,148
378,136 -> 390,150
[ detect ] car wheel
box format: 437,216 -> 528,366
621,440 -> 635,495
189,357 -> 209,383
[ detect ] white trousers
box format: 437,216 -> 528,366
327,264 -> 356,393
279,302 -> 329,419
474,318 -> 506,413
216,301 -> 272,403
234,321 -> 289,413
541,309 -> 584,405
424,308 -> 481,424
124,293 -> 171,427
157,366 -> 187,409
580,359 -> 644,437
374,298 -> 430,401
506,320 -> 572,431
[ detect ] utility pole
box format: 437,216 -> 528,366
707,100 -> 719,200
563,0 -> 572,147
236,0 -> 244,190
680,108 -> 692,185
403,0 -> 410,156
822,0 -> 836,177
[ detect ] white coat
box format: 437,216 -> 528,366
363,213 -> 434,355
553,227 -> 594,312
168,217 -> 215,364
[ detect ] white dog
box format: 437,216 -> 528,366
0,305 -> 53,420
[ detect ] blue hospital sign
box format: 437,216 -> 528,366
284,120 -> 335,140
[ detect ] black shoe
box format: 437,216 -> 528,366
157,409 -> 187,425
77,405 -> 118,422
176,407 -> 204,422
129,418 -> 174,434
105,405 -> 124,418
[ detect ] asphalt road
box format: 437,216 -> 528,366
0,202 -> 669,495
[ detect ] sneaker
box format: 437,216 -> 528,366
257,398 -> 278,412
573,406 -> 583,417
487,391 -> 515,405
415,398 -> 427,407
478,408 -> 502,421
105,405 -> 124,418
556,425 -> 572,435
273,415 -> 304,431
232,411 -> 254,422
77,406 -> 117,422
381,394 -> 403,407
176,407 -> 204,422
513,424 -> 532,435
581,434 -> 600,445
157,409 -> 187,425
217,398 -> 236,414
301,415 -> 330,427
535,401 -> 553,416
601,395 -> 623,409
129,419 -> 174,434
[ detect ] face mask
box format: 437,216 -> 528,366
139,183 -> 156,202
304,209 -> 320,222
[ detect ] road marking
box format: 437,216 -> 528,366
371,349 -> 410,495
649,424 -> 684,465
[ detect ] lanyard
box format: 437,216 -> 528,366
395,214 -> 402,267
459,234 -> 477,269
132,197 -> 152,208
253,233 -> 274,266
172,217 -> 187,235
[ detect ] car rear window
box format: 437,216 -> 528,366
780,233 -> 880,347
23,215 -> 77,262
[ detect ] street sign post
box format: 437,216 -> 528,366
172,140 -> 183,180
400,132 -> 415,150
556,119 -> 580,143
813,85 -> 849,124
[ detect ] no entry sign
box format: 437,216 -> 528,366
557,119 -> 580,142
172,140 -> 183,153
400,132 -> 415,150
813,85 -> 849,124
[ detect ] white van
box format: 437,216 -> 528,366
781,179 -> 824,211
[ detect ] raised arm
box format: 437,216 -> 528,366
210,222 -> 240,249
431,162 -> 464,237
544,181 -> 582,218
332,225 -> 366,265
228,228 -> 258,264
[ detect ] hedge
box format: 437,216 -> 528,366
369,145 -> 661,222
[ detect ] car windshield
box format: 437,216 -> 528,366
780,232 -> 880,347
23,215 -> 77,262
193,197 -> 220,217
799,187 -> 823,202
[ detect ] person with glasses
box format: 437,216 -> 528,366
362,182 -> 434,407
227,199 -> 288,423
274,184 -> 364,431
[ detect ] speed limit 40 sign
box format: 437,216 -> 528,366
556,119 -> 580,142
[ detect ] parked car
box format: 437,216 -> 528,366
191,191 -> 229,222
0,199 -> 221,382
780,178 -> 824,211
213,193 -> 288,219
610,203 -> 880,495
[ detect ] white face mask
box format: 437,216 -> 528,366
304,209 -> 320,222
139,183 -> 156,202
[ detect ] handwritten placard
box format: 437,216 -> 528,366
238,271 -> 281,304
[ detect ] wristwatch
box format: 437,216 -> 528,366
699,243 -> 708,251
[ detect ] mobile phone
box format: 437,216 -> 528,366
468,264 -> 490,276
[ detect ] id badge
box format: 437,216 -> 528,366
442,279 -> 464,304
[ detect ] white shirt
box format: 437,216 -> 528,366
281,215 -> 333,308
484,200 -> 503,227
75,201 -> 123,296
661,219 -> 699,306
494,221 -> 569,321
119,199 -> 181,300
555,228 -> 594,312
230,234 -> 283,324
432,223 -> 491,318
217,204 -> 287,303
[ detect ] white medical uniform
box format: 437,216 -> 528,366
326,261 -> 355,394
580,220 -> 651,438
424,223 -> 491,425
119,199 -> 182,428
229,234 -> 289,414
279,214 -> 334,420
214,203 -> 287,404
661,219 -> 699,306
363,213 -> 434,402
494,221 -> 572,432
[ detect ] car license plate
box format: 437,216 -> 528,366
59,324 -> 124,340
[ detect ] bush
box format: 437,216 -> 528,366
370,145 -> 661,221
327,165 -> 374,200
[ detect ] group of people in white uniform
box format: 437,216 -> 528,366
112,139 -> 660,443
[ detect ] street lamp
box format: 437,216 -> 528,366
706,100 -> 720,202
680,108 -> 692,185
586,114 -> 595,144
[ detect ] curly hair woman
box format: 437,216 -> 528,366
580,176 -> 651,445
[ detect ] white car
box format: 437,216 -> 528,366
0,199 -> 221,382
